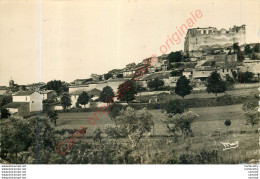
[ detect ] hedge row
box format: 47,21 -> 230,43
129,94 -> 249,110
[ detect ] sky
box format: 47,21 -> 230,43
0,0 -> 259,86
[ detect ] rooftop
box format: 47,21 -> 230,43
70,88 -> 101,96
13,91 -> 35,96
41,90 -> 55,94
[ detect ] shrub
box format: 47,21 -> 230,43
163,99 -> 187,114
147,77 -> 164,91
0,108 -> 10,118
239,72 -> 254,83
224,120 -> 231,127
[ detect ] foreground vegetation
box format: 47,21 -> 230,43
1,97 -> 259,164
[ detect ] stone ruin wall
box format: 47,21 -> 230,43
184,25 -> 246,52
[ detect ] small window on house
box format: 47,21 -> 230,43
32,101 -> 34,103
26,97 -> 27,101
227,69 -> 229,72
231,69 -> 233,72
222,69 -> 224,73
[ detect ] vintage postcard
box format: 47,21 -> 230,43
0,0 -> 259,178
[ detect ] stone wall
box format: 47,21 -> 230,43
184,25 -> 246,52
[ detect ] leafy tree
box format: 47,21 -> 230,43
77,91 -> 90,108
173,111 -> 199,139
251,53 -> 257,59
244,110 -> 259,128
147,77 -> 164,91
164,99 -> 187,114
46,80 -> 68,95
206,71 -> 227,98
60,92 -> 71,110
117,80 -> 137,103
161,110 -> 176,137
233,43 -> 240,51
232,71 -> 238,81
244,44 -> 251,54
242,94 -> 259,129
225,74 -> 235,90
43,93 -> 57,111
175,76 -> 193,99
47,110 -> 58,127
168,51 -> 183,63
224,120 -> 231,128
93,128 -> 103,144
1,107 -> 10,118
109,104 -> 125,122
0,95 -> 12,108
239,71 -> 254,83
104,73 -> 113,80
253,43 -> 260,53
99,86 -> 114,103
242,93 -> 259,111
0,116 -> 56,163
113,107 -> 154,148
10,87 -> 19,93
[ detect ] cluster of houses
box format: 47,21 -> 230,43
2,42 -> 259,115
1,85 -> 107,114
1,78 -> 113,114
1,24 -> 260,115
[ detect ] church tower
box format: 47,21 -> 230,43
9,78 -> 14,88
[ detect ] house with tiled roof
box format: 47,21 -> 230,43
70,88 -> 102,108
40,90 -> 56,100
4,91 -> 42,114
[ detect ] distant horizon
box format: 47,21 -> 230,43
1,0 -> 259,86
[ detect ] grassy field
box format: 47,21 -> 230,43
1,103 -> 258,164
55,109 -> 169,136
176,104 -> 260,163
55,104 -> 259,163
55,104 -> 255,135
136,86 -> 258,102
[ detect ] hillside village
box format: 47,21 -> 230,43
1,24 -> 260,165
0,25 -> 259,115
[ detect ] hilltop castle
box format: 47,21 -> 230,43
184,25 -> 246,52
